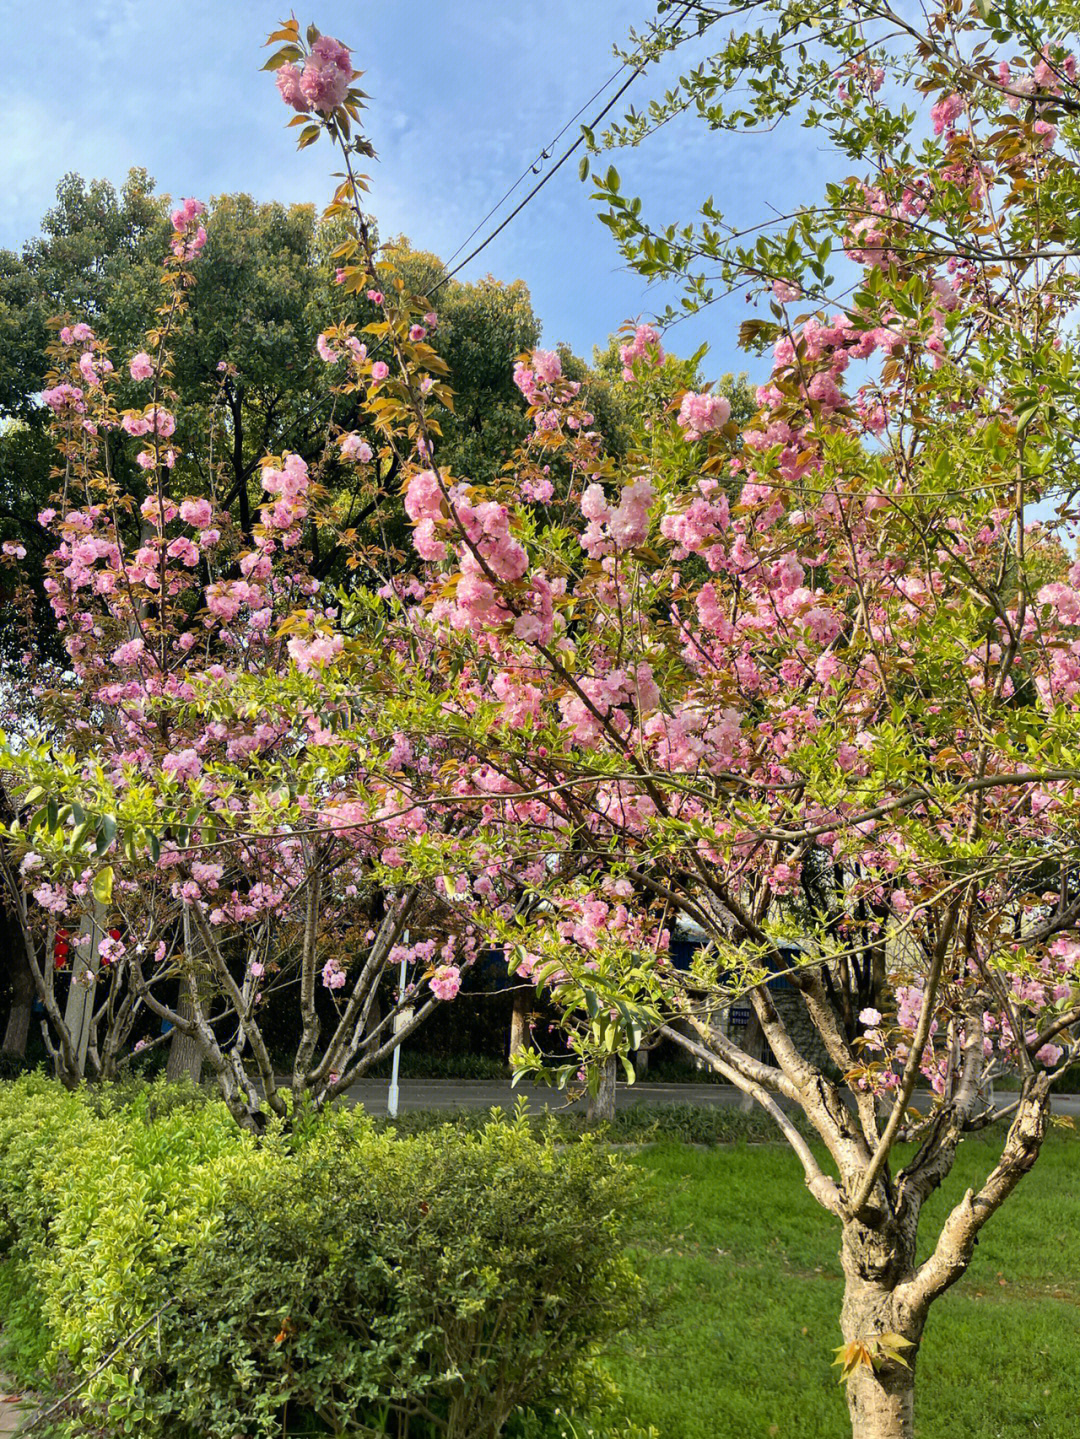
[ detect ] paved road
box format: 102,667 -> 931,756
346,1078 -> 742,1115
342,1077 -> 1080,1118
0,1386 -> 34,1436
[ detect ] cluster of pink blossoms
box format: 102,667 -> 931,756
122,406 -> 176,439
276,35 -> 353,115
513,349 -> 564,402
322,956 -> 347,990
404,469 -> 548,638
997,48 -> 1075,138
512,349 -> 595,441
430,964 -> 461,1001
339,432 -> 373,463
619,323 -> 664,380
579,479 -> 655,557
316,330 -> 366,365
42,383 -> 86,415
59,322 -> 94,347
121,405 -> 178,469
169,198 -> 206,261
287,632 -> 344,673
677,391 -> 730,441
77,350 -> 113,388
856,974 -> 1069,1096
930,91 -> 965,136
557,663 -> 660,746
261,452 -> 311,543
836,58 -> 884,104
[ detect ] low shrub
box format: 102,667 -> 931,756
0,1077 -> 641,1438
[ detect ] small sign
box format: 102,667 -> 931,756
729,1007 -> 752,1028
393,1006 -> 415,1035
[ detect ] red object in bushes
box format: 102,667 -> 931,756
53,928 -> 70,968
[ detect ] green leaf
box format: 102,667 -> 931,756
95,815 -> 117,857
92,867 -> 114,906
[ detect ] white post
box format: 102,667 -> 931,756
387,929 -> 409,1119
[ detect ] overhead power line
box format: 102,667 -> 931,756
429,2 -> 695,296
440,59 -> 632,272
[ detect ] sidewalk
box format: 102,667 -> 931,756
0,1385 -> 35,1436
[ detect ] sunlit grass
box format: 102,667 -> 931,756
604,1129 -> 1080,1439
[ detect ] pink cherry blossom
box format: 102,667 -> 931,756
677,391 -> 731,441
430,964 -> 461,1001
340,432 -> 373,462
276,62 -> 309,112
179,498 -> 213,529
161,748 -> 202,781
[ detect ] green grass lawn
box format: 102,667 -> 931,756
602,1130 -> 1080,1439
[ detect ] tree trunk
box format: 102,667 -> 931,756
62,902 -> 104,1080
508,989 -> 530,1059
845,1354 -> 915,1439
840,1225 -> 922,1439
587,1056 -> 617,1124
1,923 -> 34,1059
167,909 -> 206,1084
165,997 -> 205,1084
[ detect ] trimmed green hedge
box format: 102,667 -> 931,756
0,1077 -> 641,1438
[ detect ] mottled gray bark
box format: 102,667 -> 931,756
587,1056 -> 617,1124
839,1221 -> 922,1439
165,995 -> 205,1084
509,988 -> 530,1058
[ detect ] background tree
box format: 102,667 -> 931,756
0,200 -> 504,1121
0,182 -> 546,665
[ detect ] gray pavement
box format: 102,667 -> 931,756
341,1077 -> 1080,1118
0,1387 -> 35,1436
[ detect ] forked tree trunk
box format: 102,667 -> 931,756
840,1224 -> 922,1439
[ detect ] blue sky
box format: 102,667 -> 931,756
6,1 -> 840,382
